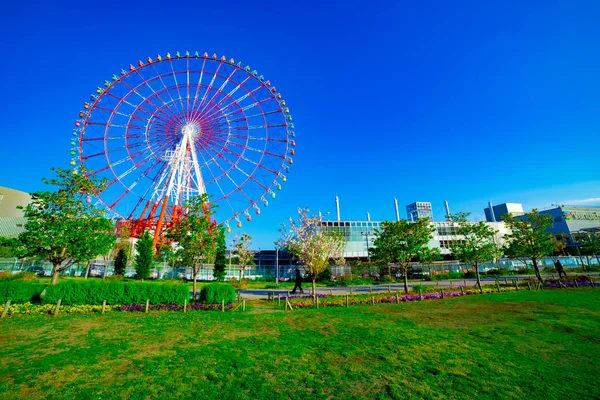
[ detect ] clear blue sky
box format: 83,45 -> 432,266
1,0 -> 599,249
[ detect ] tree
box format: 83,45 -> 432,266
134,230 -> 154,280
580,234 -> 600,266
213,226 -> 227,282
114,248 -> 128,276
370,218 -> 434,294
233,233 -> 255,280
3,168 -> 115,285
279,208 -> 345,300
502,209 -> 555,283
418,247 -> 442,277
164,194 -> 218,301
449,213 -> 499,288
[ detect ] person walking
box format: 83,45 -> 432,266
291,267 -> 304,294
555,259 -> 567,278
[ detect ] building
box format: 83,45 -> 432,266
515,205 -> 600,244
484,202 -> 524,222
406,201 -> 434,222
321,219 -> 510,258
0,186 -> 30,238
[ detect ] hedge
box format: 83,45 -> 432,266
200,283 -> 236,304
0,277 -> 45,304
43,280 -> 190,305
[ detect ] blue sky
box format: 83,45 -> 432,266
1,0 -> 599,249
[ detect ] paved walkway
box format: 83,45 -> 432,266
237,273 -> 599,300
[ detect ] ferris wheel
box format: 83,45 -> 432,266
72,51 -> 295,236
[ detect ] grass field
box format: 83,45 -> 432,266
1,290 -> 599,399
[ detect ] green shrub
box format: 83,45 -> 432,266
0,275 -> 45,304
200,283 -> 236,304
42,280 -> 189,305
431,272 -> 465,281
463,271 -> 476,279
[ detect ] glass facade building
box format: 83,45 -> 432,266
406,202 -> 434,222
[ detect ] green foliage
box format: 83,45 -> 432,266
581,235 -> 600,256
0,244 -> 15,257
42,280 -> 189,305
371,218 -> 434,293
502,209 -> 555,282
233,233 -> 255,279
114,248 -> 128,276
449,212 -> 500,286
134,231 -> 153,280
0,274 -> 45,303
4,167 -> 116,284
199,283 -> 236,304
213,226 -> 227,282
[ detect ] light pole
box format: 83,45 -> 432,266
275,244 -> 280,288
361,231 -> 371,262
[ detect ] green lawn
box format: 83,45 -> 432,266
1,290 -> 599,399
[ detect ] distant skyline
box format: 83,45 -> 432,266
1,1 -> 599,249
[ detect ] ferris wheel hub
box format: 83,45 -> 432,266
181,123 -> 200,138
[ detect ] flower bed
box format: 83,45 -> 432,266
4,302 -> 234,315
544,281 -> 600,288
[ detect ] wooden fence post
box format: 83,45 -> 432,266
278,293 -> 281,306
371,295 -> 375,305
388,285 -> 391,292
101,300 -> 106,315
396,291 -> 400,304
527,282 -> 531,291
242,299 -> 246,312
54,299 -> 62,316
496,280 -> 501,293
478,282 -> 483,294
574,280 -> 579,288
221,299 -> 225,312
145,299 -> 149,313
590,277 -> 595,288
460,286 -> 464,296
1,300 -> 11,318
184,299 -> 187,312
369,286 -> 372,293
350,286 -> 353,294
440,288 -> 444,299
329,289 -> 333,296
316,296 -> 319,309
346,294 -> 349,308
514,280 -> 519,291
504,277 -> 507,284
450,280 -> 453,288
419,288 -> 423,301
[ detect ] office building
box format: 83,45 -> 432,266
406,201 -> 434,222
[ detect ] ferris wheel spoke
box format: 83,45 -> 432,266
202,139 -> 278,176
228,134 -> 287,143
108,80 -> 173,123
199,84 -> 263,123
166,58 -> 187,115
202,143 -> 271,201
228,109 -> 281,124
194,67 -> 238,119
196,61 -> 225,117
195,74 -> 252,124
151,63 -> 184,118
190,56 -> 208,117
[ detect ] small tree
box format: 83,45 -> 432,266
164,194 -> 218,301
370,218 -> 434,294
114,248 -> 128,276
4,168 -> 115,284
134,231 -> 154,280
233,233 -> 255,280
418,247 -> 442,277
449,213 -> 499,288
279,208 -> 345,300
213,226 -> 227,282
580,234 -> 600,266
502,209 -> 555,283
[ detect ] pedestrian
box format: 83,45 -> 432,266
291,267 -> 304,294
555,259 -> 566,278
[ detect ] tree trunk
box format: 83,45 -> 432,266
193,266 -> 199,302
103,260 -> 108,280
532,258 -> 543,283
312,278 -> 317,302
51,265 -> 61,285
403,266 -> 409,294
475,262 -> 481,288
84,261 -> 91,280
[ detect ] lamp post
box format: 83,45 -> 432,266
361,231 -> 371,262
275,244 -> 280,288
